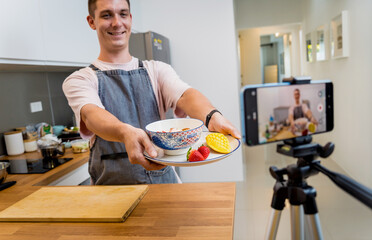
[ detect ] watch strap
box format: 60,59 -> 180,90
205,109 -> 222,129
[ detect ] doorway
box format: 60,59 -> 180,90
260,33 -> 292,83
238,23 -> 301,86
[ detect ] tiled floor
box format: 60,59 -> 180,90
233,144 -> 372,240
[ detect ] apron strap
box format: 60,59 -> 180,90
101,152 -> 128,160
89,64 -> 100,71
138,60 -> 144,68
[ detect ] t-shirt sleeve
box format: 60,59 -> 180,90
288,106 -> 294,117
151,61 -> 191,118
62,68 -> 105,139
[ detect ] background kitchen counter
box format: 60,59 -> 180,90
0,148 -> 89,186
0,150 -> 236,240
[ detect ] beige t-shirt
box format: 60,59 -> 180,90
63,57 -> 190,138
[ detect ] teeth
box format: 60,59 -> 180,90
109,32 -> 124,35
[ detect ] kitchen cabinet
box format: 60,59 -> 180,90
39,0 -> 99,65
0,0 -> 99,69
0,0 -> 45,63
48,162 -> 90,186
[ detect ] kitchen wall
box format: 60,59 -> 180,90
0,72 -> 74,155
131,0 -> 244,182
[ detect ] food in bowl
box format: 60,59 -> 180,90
163,127 -> 190,133
146,118 -> 204,155
294,117 -> 308,131
71,139 -> 89,153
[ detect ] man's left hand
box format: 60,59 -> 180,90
207,113 -> 241,139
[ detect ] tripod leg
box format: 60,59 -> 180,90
290,205 -> 304,240
305,214 -> 323,240
265,209 -> 282,240
303,186 -> 323,240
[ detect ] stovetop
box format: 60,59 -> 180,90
7,158 -> 73,174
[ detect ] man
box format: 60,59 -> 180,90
63,0 -> 240,185
288,88 -> 318,133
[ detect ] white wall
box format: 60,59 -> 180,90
301,0 -> 372,187
235,0 -> 303,29
131,0 -> 244,182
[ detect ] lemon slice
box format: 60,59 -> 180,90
308,123 -> 316,133
206,133 -> 231,154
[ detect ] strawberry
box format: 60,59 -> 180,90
197,145 -> 210,159
187,147 -> 205,162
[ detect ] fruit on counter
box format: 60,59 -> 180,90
206,133 -> 231,154
187,147 -> 205,162
197,145 -> 210,159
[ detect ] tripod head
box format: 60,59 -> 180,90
270,136 -> 372,209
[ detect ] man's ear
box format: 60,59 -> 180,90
87,15 -> 96,30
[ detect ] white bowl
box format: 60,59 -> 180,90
146,118 -> 204,155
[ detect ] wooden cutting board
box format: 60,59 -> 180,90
0,185 -> 148,222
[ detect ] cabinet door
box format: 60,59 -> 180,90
0,0 -> 45,61
39,0 -> 99,64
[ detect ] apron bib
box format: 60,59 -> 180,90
88,60 -> 178,185
293,105 -> 305,120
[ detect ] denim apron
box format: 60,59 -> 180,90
88,60 -> 179,185
293,105 -> 305,120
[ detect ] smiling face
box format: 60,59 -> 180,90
87,0 -> 132,61
294,89 -> 301,103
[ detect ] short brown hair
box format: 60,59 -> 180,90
88,0 -> 131,17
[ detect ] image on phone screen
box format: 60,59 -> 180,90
242,81 -> 333,146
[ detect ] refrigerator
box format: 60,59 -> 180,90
129,31 -> 173,120
129,31 -> 171,65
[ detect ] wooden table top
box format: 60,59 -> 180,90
0,149 -> 236,239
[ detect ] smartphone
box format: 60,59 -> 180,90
241,80 -> 334,146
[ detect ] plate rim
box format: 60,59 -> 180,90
144,131 -> 241,166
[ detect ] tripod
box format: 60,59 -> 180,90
265,136 -> 372,240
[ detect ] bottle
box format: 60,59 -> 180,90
265,125 -> 270,139
269,115 -> 274,126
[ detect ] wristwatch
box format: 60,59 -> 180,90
205,109 -> 222,129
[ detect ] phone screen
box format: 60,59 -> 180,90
241,81 -> 333,146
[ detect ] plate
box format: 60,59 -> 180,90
144,132 -> 241,167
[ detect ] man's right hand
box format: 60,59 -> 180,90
120,125 -> 167,171
81,104 -> 166,171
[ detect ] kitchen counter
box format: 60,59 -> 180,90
0,148 -> 89,186
0,150 -> 236,239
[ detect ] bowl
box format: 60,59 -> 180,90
0,162 -> 10,184
146,118 -> 204,155
71,139 -> 89,153
52,125 -> 65,136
